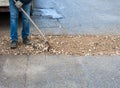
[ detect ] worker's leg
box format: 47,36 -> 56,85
9,0 -> 19,42
21,3 -> 31,40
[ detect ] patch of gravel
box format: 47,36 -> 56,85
1,32 -> 120,56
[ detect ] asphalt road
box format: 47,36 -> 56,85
1,0 -> 120,35
0,0 -> 120,34
32,0 -> 120,35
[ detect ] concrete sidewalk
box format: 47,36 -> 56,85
0,55 -> 120,88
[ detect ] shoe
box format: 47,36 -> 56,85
23,38 -> 31,45
11,41 -> 18,49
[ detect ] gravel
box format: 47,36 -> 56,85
0,32 -> 120,56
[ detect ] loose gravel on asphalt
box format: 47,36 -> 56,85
0,32 -> 120,56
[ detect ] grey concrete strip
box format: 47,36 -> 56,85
0,56 -> 28,88
27,55 -> 87,88
0,55 -> 120,88
77,56 -> 120,88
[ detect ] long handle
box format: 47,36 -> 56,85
13,0 -> 48,42
21,8 -> 47,40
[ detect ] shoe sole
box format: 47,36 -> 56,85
23,42 -> 31,45
11,46 -> 17,49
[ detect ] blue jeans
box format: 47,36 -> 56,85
9,0 -> 31,41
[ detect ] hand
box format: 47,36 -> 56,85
15,0 -> 23,9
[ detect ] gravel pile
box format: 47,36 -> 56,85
0,32 -> 120,56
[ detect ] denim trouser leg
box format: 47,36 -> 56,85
22,3 -> 31,39
9,0 -> 31,41
9,0 -> 19,41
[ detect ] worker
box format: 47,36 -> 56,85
9,0 -> 32,49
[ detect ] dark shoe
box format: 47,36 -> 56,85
11,41 -> 18,49
23,38 -> 31,45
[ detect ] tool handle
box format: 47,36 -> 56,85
13,0 -> 47,42
21,8 -> 47,40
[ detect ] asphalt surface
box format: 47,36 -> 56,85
1,0 -> 120,35
32,0 -> 120,35
0,55 -> 120,88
